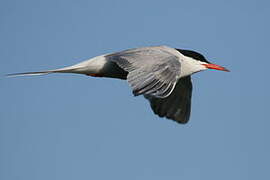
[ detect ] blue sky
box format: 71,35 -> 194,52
1,0 -> 269,179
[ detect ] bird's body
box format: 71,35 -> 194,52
8,45 -> 229,124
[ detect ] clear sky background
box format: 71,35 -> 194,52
1,0 -> 269,179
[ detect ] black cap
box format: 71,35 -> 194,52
175,49 -> 210,63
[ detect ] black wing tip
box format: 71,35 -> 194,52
173,118 -> 189,124
156,113 -> 190,124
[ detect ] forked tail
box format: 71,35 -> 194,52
6,71 -> 53,77
6,66 -> 82,77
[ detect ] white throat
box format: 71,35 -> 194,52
179,56 -> 208,78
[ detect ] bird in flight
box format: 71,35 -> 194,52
8,46 -> 229,124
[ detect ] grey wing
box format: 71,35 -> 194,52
106,46 -> 181,98
144,76 -> 193,124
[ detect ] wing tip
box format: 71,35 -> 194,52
155,112 -> 190,124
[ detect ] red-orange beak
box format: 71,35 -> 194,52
203,64 -> 230,72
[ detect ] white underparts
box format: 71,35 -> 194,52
61,54 -> 109,75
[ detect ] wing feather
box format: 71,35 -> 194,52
144,76 -> 193,124
106,46 -> 181,98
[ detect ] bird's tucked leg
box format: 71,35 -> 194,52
86,73 -> 104,77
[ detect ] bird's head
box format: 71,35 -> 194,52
176,49 -> 229,77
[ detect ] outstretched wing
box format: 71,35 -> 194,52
106,46 -> 181,98
144,76 -> 193,124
